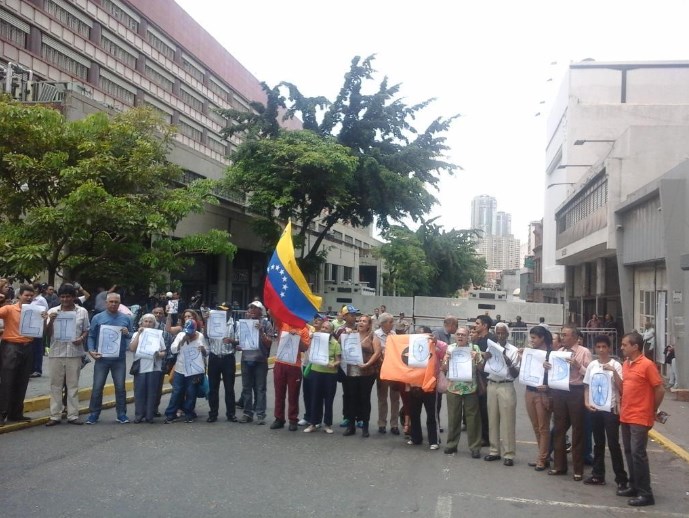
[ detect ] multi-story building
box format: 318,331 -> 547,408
471,194 -> 497,236
495,211 -> 511,237
0,0 -> 383,305
545,60 -> 689,373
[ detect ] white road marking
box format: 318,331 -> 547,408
434,495 -> 452,518
452,491 -> 686,516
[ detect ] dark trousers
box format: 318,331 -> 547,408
552,385 -> 586,475
436,391 -> 443,427
409,388 -> 438,446
207,353 -> 236,419
478,391 -> 489,442
591,411 -> 628,484
240,361 -> 268,418
302,373 -> 313,422
0,342 -> 33,418
31,337 -> 44,374
309,370 -> 338,426
165,372 -> 198,419
273,362 -> 302,423
622,423 -> 653,498
134,371 -> 162,422
343,374 -> 376,423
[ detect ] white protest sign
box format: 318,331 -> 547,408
519,348 -> 547,388
484,339 -> 509,378
182,344 -> 205,376
53,311 -> 77,341
98,325 -> 122,358
276,331 -> 300,364
309,333 -> 331,367
448,346 -> 473,382
408,334 -> 431,368
206,310 -> 227,339
20,303 -> 45,338
340,333 -> 364,365
238,319 -> 260,350
548,350 -> 572,391
136,328 -> 163,359
588,365 -> 613,412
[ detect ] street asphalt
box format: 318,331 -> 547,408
1,352 -> 688,517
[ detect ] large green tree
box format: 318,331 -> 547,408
220,56 -> 458,272
0,99 -> 236,288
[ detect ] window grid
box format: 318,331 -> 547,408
0,19 -> 26,46
556,175 -> 608,234
144,102 -> 172,123
101,35 -> 137,68
182,57 -> 204,82
178,120 -> 203,142
207,138 -> 226,156
99,75 -> 134,104
41,43 -> 88,79
147,31 -> 175,60
180,88 -> 203,112
45,0 -> 91,38
208,78 -> 229,101
102,0 -> 138,32
144,64 -> 173,92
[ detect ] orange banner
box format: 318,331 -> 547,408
380,334 -> 438,391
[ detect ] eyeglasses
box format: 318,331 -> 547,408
455,333 -> 468,338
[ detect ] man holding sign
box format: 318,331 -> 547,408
0,285 -> 42,425
45,284 -> 90,426
85,293 -> 133,425
271,323 -> 310,431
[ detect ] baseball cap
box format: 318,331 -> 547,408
341,304 -> 361,316
248,301 -> 265,310
217,302 -> 230,310
184,319 -> 196,335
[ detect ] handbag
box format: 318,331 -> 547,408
437,371 -> 450,394
129,359 -> 140,376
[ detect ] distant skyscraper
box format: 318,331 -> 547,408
471,195 -> 497,236
495,211 -> 512,237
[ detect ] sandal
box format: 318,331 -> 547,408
548,469 -> 567,476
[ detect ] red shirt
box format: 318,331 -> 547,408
621,354 -> 663,427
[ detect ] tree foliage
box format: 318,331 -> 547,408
220,56 -> 458,272
376,219 -> 486,297
0,99 -> 236,288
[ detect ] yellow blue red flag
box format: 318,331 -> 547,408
264,221 -> 322,327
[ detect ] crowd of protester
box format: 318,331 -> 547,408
0,282 -> 668,507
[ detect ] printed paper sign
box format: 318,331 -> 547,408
20,304 -> 45,338
548,350 -> 572,391
53,311 -> 77,341
448,346 -> 473,382
276,332 -> 300,364
238,319 -> 260,350
519,348 -> 547,388
98,325 -> 122,358
137,328 -> 163,359
206,310 -> 227,339
309,333 -> 331,366
340,333 -> 364,365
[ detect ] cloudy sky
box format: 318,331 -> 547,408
176,0 -> 689,242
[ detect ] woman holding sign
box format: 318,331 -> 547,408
305,321 -> 341,434
129,313 -> 166,423
342,315 -> 381,438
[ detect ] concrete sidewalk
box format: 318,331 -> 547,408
648,387 -> 689,463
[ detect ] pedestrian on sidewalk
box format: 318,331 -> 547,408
85,292 -> 133,425
0,285 -> 44,425
45,284 -> 90,426
616,331 -> 665,507
583,335 -> 628,490
129,313 -> 166,423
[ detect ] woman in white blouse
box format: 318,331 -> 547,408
129,313 -> 166,423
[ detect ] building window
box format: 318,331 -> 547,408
208,77 -> 229,101
332,230 -> 343,241
102,0 -> 139,32
101,33 -> 137,68
343,266 -> 353,282
45,0 -> 91,38
344,235 -> 354,245
144,101 -> 172,123
147,30 -> 175,60
207,137 -> 227,156
0,17 -> 27,47
556,173 -> 608,234
178,119 -> 203,143
182,56 -> 204,82
639,290 -> 655,325
180,88 -> 203,112
99,75 -> 134,104
41,40 -> 89,79
144,64 -> 174,92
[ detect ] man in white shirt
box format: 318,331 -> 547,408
374,313 -> 399,434
583,335 -> 628,490
483,322 -> 520,466
642,321 -> 655,361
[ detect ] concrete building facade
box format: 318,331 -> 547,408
0,0 -> 383,305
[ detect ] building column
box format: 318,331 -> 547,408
596,257 -> 606,316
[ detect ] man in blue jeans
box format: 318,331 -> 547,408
86,292 -> 133,424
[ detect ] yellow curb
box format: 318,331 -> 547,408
649,429 -> 689,464
23,357 -> 276,413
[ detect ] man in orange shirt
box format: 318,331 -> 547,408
270,323 -> 310,431
617,331 -> 665,507
0,285 -> 41,425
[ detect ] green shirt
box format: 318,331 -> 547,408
447,343 -> 482,395
311,337 -> 342,374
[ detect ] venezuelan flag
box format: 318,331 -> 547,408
264,221 -> 322,328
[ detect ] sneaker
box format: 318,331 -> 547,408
304,425 -> 317,433
298,418 -> 308,426
184,417 -> 195,423
116,415 -> 130,424
356,420 -> 363,428
323,426 -> 334,434
430,444 -> 439,450
30,372 -> 41,378
255,416 -> 266,425
238,415 -> 253,424
270,419 -> 285,430
339,418 -> 350,428
227,415 -> 238,422
85,415 -> 98,425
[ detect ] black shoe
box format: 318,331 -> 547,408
227,415 -> 238,422
444,447 -> 457,454
184,417 -> 195,423
343,426 -> 356,436
584,476 -> 606,485
503,459 -> 514,466
288,422 -> 298,431
11,415 -> 32,422
362,424 -> 370,438
484,454 -> 501,461
616,487 -> 638,497
206,416 -> 217,423
235,400 -> 244,409
471,450 -> 481,459
390,427 -> 400,435
0,414 -> 7,426
378,426 -> 386,434
527,462 -> 537,467
133,417 -> 144,424
628,496 -> 654,507
45,419 -> 60,427
154,412 -> 162,418
270,419 -> 285,430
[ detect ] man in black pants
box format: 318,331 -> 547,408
206,311 -> 238,423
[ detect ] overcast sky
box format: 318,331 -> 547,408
176,0 -> 689,242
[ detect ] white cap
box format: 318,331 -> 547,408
166,292 -> 173,298
249,301 -> 265,310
